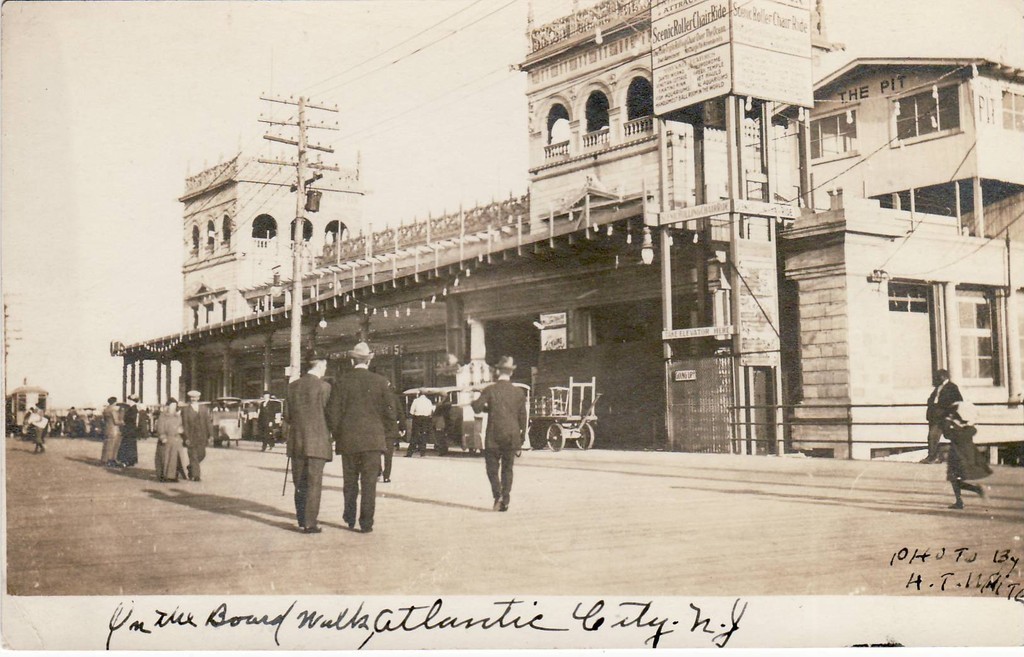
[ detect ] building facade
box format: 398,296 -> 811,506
113,8 -> 1022,460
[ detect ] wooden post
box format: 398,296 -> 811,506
138,360 -> 145,403
122,359 -> 129,402
165,360 -> 173,402
130,361 -> 137,397
156,359 -> 163,405
262,334 -> 273,393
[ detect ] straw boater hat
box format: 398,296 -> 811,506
349,341 -> 374,361
186,390 -> 202,400
494,356 -> 516,374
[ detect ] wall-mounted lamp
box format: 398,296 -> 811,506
867,268 -> 891,292
640,226 -> 655,265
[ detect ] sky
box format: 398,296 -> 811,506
3,0 -> 1023,408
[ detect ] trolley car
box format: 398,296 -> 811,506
5,385 -> 48,436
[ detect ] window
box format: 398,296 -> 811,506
252,214 -> 278,240
895,85 -> 960,140
585,91 -> 610,133
192,306 -> 200,329
205,303 -> 215,325
811,110 -> 857,159
958,289 -> 999,384
222,215 -> 232,246
1002,91 -> 1024,132
888,283 -> 929,313
206,220 -> 216,250
290,218 -> 313,242
325,220 -> 347,244
546,104 -> 570,145
221,300 -> 227,322
191,225 -> 200,253
626,77 -> 653,120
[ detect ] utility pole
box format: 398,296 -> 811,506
3,296 -> 23,395
258,95 -> 339,381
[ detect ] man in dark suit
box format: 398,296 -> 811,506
181,390 -> 211,481
327,342 -> 396,533
257,391 -> 277,451
472,356 -> 528,512
923,369 -> 962,464
381,380 -> 404,483
286,353 -> 333,534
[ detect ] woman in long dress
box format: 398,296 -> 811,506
155,398 -> 184,482
943,400 -> 991,509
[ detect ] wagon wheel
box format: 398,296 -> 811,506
546,424 -> 565,452
576,423 -> 594,450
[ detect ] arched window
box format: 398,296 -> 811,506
325,220 -> 348,244
222,215 -> 231,246
585,91 -> 610,133
546,104 -> 571,145
290,218 -> 313,241
206,220 -> 216,249
626,77 -> 653,120
191,225 -> 200,252
252,214 -> 277,240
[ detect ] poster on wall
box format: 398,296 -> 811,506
538,311 -> 567,328
541,326 -> 568,351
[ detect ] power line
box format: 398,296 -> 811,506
301,0 -> 492,96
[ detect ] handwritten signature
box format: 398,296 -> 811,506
889,546 -> 1024,605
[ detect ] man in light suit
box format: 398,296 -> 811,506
327,342 -> 396,534
181,390 -> 211,481
472,356 -> 528,512
286,352 -> 333,534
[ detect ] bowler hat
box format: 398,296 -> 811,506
349,342 -> 374,360
303,349 -> 327,369
494,355 -> 516,373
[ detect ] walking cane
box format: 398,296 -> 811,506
282,456 -> 290,496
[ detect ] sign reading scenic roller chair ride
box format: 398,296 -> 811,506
651,0 -> 813,115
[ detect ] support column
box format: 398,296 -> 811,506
166,360 -> 173,401
726,96 -> 749,455
262,334 -> 273,393
943,282 -> 963,383
130,361 -> 137,397
1003,285 -> 1021,400
796,112 -> 813,210
189,350 -> 199,394
972,176 -> 985,237
467,317 -> 489,385
221,348 -> 232,398
138,361 -> 145,403
445,296 -> 465,363
122,359 -> 129,402
156,360 -> 163,405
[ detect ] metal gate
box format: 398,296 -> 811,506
666,355 -> 734,453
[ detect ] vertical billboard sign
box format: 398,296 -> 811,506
652,0 -> 813,115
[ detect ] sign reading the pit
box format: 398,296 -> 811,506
651,0 -> 813,114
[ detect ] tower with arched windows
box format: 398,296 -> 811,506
180,154 -> 363,331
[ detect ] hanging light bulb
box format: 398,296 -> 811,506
640,227 -> 654,265
667,233 -> 674,246
846,109 -> 853,124
595,26 -> 603,45
355,302 -> 360,310
798,107 -> 805,122
442,287 -> 448,296
932,84 -> 939,99
453,276 -> 460,287
406,307 -> 411,317
744,96 -> 753,112
692,231 -> 700,244
421,300 -> 427,309
383,309 -> 389,318
431,294 -> 437,303
930,115 -> 938,129
606,224 -> 613,236
626,229 -> 633,245
318,318 -> 327,329
465,268 -> 471,277
373,308 -> 378,315
894,101 -> 901,117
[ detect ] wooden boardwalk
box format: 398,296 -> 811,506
5,436 -> 1022,597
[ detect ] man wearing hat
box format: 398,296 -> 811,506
285,351 -> 333,534
181,390 -> 211,482
327,342 -> 396,533
471,356 -> 527,512
257,390 -> 278,452
101,396 -> 124,467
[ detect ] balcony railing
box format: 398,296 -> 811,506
252,238 -> 274,249
582,127 -> 610,149
318,194 -> 531,267
528,0 -> 650,54
623,115 -> 653,138
544,140 -> 570,159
